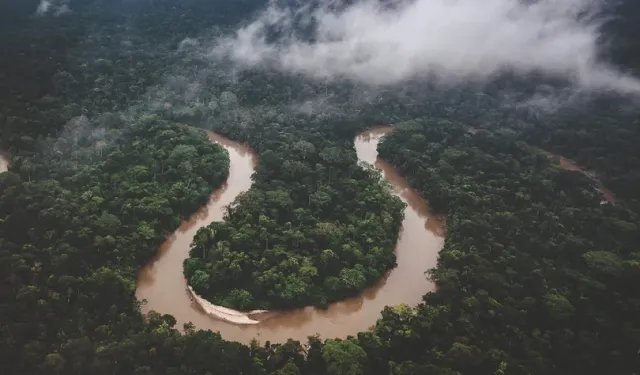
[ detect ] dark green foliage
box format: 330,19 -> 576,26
2,1 -> 640,375
185,119 -> 405,309
0,118 -> 229,374
522,106 -> 640,211
322,339 -> 367,375
375,119 -> 640,375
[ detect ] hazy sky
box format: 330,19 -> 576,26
211,0 -> 640,94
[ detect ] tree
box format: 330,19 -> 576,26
190,270 -> 211,292
583,251 -> 624,275
224,289 -> 254,310
543,292 -> 575,319
322,340 -> 367,375
42,353 -> 66,374
275,361 -> 300,375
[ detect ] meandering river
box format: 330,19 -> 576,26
136,128 -> 444,344
0,126 -> 616,343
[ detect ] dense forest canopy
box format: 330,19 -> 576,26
1,0 -> 640,375
185,123 -> 406,309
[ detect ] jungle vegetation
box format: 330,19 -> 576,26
185,120 -> 405,310
1,1 -> 640,375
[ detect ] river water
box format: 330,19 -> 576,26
136,127 -> 444,344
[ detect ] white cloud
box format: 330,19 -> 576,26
54,4 -> 71,16
210,0 -> 640,94
36,0 -> 52,15
36,0 -> 71,17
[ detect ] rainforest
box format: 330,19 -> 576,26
1,0 -> 640,375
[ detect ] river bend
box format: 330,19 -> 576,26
136,128 -> 444,344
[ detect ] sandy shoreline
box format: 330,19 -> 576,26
187,286 -> 269,325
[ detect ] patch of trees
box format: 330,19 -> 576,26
2,1 -> 640,375
521,104 -> 640,211
185,119 -> 405,310
0,117 -> 229,374
4,113 -> 639,375
0,0 -> 268,155
375,118 -> 640,375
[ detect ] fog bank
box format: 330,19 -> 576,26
211,0 -> 640,94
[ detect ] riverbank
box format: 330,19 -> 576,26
135,127 -> 445,344
187,286 -> 267,325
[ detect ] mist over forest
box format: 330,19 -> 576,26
1,1 -> 640,375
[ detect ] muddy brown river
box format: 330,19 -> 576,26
136,128 -> 444,344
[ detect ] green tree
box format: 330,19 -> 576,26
322,340 -> 367,375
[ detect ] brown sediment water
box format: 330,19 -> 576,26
135,127 -> 444,344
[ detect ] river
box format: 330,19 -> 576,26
135,127 -> 444,344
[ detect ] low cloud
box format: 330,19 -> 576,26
211,0 -> 640,94
36,0 -> 52,15
36,0 -> 71,17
